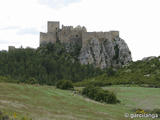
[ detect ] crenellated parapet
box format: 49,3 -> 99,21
40,21 -> 119,47
39,21 -> 131,69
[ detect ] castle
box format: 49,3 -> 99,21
40,21 -> 120,47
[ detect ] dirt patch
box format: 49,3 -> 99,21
0,100 -> 27,109
84,97 -> 105,106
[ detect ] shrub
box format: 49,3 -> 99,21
151,109 -> 160,117
135,108 -> 146,114
107,92 -> 118,104
0,110 -> 10,120
56,80 -> 73,90
0,110 -> 33,120
94,88 -> 108,102
2,115 -> 10,120
0,76 -> 17,83
82,85 -> 119,104
106,68 -> 116,77
0,111 -> 2,119
25,77 -> 38,84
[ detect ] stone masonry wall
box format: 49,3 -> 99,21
40,21 -> 132,69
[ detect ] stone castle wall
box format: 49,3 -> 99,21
58,27 -> 82,44
39,21 -> 132,69
82,31 -> 119,47
48,21 -> 59,33
40,32 -> 57,44
40,21 -> 119,47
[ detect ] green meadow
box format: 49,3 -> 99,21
0,83 -> 160,120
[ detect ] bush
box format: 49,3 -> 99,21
82,85 -> 119,104
0,76 -> 18,83
107,92 -> 118,104
106,68 -> 116,77
151,109 -> 160,117
25,77 -> 38,84
0,110 -> 33,120
0,110 -> 10,120
56,80 -> 73,90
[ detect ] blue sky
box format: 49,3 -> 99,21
0,0 -> 160,61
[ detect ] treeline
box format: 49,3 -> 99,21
75,58 -> 160,87
0,43 -> 103,85
1,42 -> 160,87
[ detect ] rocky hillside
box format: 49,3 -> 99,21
79,36 -> 132,69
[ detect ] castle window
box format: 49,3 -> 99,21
76,35 -> 79,37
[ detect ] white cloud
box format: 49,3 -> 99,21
38,0 -> 81,8
0,26 -> 20,30
0,0 -> 160,60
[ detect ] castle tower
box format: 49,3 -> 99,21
40,21 -> 60,45
48,21 -> 60,33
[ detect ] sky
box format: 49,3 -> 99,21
0,0 -> 160,61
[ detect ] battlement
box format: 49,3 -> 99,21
40,21 -> 120,47
62,25 -> 74,31
61,25 -> 87,32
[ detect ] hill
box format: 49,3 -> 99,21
40,21 -> 132,69
2,43 -> 160,87
0,43 -> 103,85
0,83 -> 160,120
75,56 -> 160,87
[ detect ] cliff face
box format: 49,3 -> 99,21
40,21 -> 132,69
78,36 -> 132,69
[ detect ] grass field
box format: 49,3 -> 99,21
0,83 -> 160,120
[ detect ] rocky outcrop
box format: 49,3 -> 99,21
142,56 -> 156,61
78,36 -> 132,69
40,21 -> 132,69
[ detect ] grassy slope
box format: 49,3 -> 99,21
0,83 -> 160,120
104,86 -> 160,110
